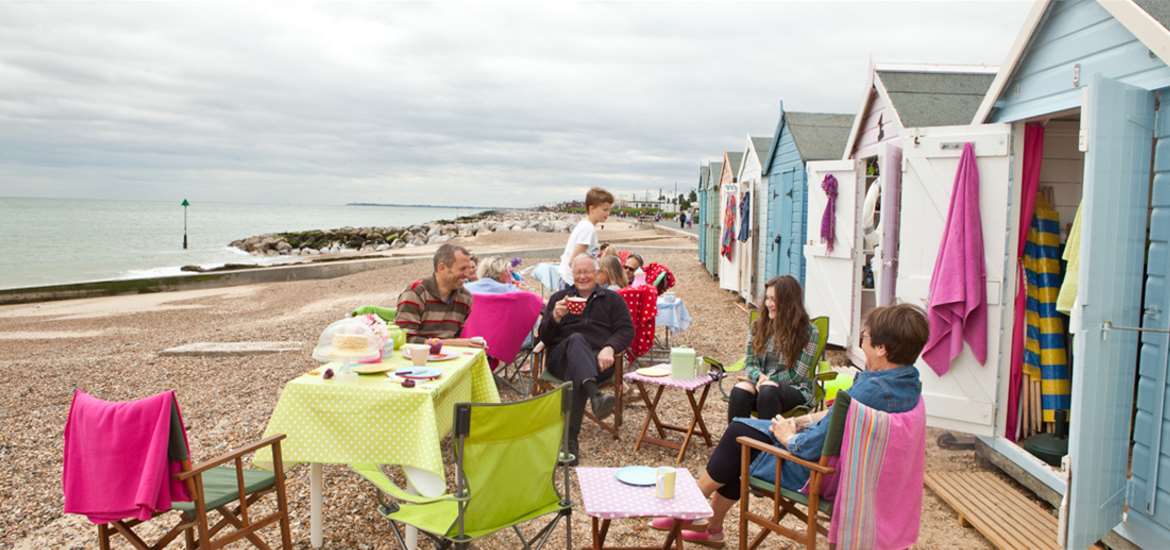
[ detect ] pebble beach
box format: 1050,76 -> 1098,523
0,222 -> 1015,549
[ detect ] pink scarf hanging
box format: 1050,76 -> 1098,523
820,174 -> 839,252
1005,123 -> 1045,441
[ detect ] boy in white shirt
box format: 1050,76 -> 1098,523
558,187 -> 614,288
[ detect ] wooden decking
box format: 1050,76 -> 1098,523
925,470 -> 1061,550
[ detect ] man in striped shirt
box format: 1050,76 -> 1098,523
395,244 -> 484,348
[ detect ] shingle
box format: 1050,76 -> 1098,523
876,71 -> 996,128
785,112 -> 854,161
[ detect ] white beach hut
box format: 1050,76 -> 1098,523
736,136 -> 773,304
717,151 -> 744,294
802,63 -> 997,360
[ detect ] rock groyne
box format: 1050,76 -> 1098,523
229,210 -> 580,256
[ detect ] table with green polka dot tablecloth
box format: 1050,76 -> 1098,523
254,347 -> 499,479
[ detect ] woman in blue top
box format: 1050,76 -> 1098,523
653,303 -> 929,547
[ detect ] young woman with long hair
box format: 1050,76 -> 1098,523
595,255 -> 628,290
727,275 -> 819,422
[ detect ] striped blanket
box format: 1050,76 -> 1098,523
828,398 -> 925,550
1023,196 -> 1070,423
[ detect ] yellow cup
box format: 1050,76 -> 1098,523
655,467 -> 676,499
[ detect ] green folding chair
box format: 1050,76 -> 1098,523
352,305 -> 396,322
737,391 -> 853,549
708,315 -> 832,413
354,383 -> 574,549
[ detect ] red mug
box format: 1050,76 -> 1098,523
566,297 -> 587,315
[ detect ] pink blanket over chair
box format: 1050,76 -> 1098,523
461,290 -> 543,365
63,390 -> 190,524
828,398 -> 926,550
920,142 -> 988,375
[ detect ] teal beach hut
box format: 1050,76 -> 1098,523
758,105 -> 852,288
703,160 -> 723,277
697,163 -> 710,270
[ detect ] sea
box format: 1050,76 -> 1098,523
0,197 -> 486,290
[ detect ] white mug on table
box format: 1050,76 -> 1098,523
655,467 -> 676,499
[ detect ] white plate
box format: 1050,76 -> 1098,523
614,466 -> 657,487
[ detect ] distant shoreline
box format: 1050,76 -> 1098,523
347,202 -> 512,210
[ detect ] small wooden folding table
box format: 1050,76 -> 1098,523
623,370 -> 715,464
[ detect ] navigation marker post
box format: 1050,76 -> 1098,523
181,199 -> 190,249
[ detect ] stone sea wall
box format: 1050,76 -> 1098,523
229,210 -> 580,256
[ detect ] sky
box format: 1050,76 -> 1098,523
0,1 -> 1033,208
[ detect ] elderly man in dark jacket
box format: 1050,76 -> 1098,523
539,253 -> 634,460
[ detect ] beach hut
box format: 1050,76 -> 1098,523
717,151 -> 743,293
736,136 -> 773,303
704,160 -> 723,276
758,105 -> 853,293
697,163 -> 710,269
803,63 -> 996,358
886,1 -> 1170,547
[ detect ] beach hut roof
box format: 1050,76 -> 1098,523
786,112 -> 854,161
708,161 -> 723,189
723,152 -> 744,181
698,164 -> 710,190
750,137 -> 774,163
875,69 -> 996,128
975,0 -> 1170,123
843,63 -> 997,157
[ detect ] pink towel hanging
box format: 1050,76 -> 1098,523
920,142 -> 988,376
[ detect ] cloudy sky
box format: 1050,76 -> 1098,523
0,1 -> 1032,208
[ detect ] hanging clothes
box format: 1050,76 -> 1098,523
920,142 -> 988,376
721,193 -> 737,260
1006,123 -> 1045,441
1055,205 -> 1083,317
820,175 -> 838,252
738,191 -> 751,242
1022,196 -> 1070,423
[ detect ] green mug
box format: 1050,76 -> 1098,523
387,327 -> 406,350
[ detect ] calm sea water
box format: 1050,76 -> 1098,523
0,197 -> 485,290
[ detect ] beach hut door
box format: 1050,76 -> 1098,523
1066,76 -> 1155,550
897,123 -> 1011,436
803,160 -> 857,347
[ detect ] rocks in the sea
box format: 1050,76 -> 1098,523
228,209 -> 580,257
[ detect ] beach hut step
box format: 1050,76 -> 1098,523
925,470 -> 1062,550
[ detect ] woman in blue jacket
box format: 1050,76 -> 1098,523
653,303 -> 929,547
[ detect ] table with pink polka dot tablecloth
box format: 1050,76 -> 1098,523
575,467 -> 712,520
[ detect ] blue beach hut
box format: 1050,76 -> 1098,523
757,105 -> 852,291
892,1 -> 1170,547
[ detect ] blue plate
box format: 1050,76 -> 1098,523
614,466 -> 657,487
395,367 -> 442,379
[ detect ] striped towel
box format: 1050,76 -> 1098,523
828,398 -> 925,550
1022,196 -> 1070,423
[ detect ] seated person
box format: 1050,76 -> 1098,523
539,254 -> 633,461
596,255 -> 628,291
623,252 -> 645,280
465,256 -> 521,295
395,244 -> 484,347
727,275 -> 819,422
660,303 -> 928,546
